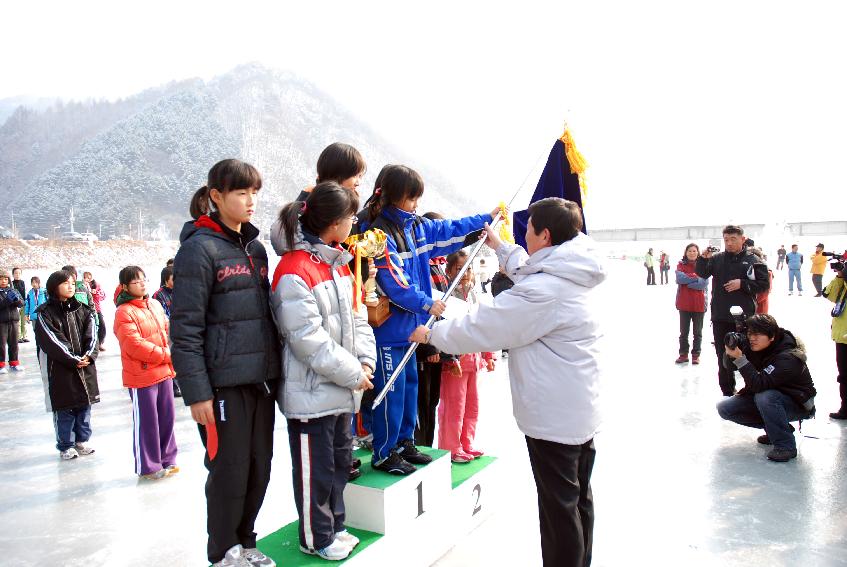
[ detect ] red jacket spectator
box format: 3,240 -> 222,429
675,259 -> 708,312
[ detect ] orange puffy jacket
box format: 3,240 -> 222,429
114,297 -> 175,388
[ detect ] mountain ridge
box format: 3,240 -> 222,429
2,63 -> 477,238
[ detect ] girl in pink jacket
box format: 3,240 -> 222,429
438,250 -> 495,463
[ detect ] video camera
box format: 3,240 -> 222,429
822,250 -> 847,272
724,306 -> 748,350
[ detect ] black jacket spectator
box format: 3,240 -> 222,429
0,288 -> 23,323
170,213 -> 281,406
696,247 -> 770,322
34,297 -> 100,411
12,279 -> 25,300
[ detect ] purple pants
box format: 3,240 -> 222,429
129,380 -> 178,475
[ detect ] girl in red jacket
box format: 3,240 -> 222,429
114,265 -> 178,480
675,244 -> 709,364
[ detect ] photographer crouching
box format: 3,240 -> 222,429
716,314 -> 816,462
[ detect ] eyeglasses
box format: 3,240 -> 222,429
129,279 -> 148,285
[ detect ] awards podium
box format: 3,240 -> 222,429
251,446 -> 499,566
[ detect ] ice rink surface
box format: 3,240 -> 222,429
1,257 -> 845,566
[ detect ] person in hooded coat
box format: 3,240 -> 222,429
410,198 -> 605,567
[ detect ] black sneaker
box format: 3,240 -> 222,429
349,467 -> 362,481
396,439 -> 432,465
352,458 -> 362,469
372,452 -> 416,475
767,448 -> 797,462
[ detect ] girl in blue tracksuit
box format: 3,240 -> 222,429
360,164 -> 497,474
25,276 -> 48,360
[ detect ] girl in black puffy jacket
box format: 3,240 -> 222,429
34,270 -> 99,460
170,159 -> 280,567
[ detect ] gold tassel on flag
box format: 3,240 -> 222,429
498,201 -> 515,244
560,127 -> 589,200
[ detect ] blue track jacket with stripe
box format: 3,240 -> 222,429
363,206 -> 492,346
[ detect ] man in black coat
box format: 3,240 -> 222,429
696,226 -> 770,395
716,314 -> 815,462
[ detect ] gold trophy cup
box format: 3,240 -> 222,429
345,229 -> 392,327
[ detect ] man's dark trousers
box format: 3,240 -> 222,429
525,436 -> 595,567
712,321 -> 738,395
198,385 -> 275,564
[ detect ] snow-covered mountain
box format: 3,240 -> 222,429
1,64 -> 476,238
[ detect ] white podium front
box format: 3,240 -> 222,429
251,447 -> 499,566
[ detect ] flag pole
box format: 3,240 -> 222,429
371,211 -> 504,409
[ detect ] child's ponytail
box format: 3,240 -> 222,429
190,186 -> 211,220
277,201 -> 305,253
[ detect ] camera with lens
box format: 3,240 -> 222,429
822,250 -> 847,272
706,246 -> 720,253
724,306 -> 748,350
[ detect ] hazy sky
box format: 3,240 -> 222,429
3,1 -> 845,229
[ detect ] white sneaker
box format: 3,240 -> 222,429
335,530 -> 360,550
300,538 -> 351,561
0,367 -> 7,374
10,365 -> 25,372
60,447 -> 79,460
213,544 -> 252,567
140,469 -> 168,480
74,443 -> 95,455
242,547 -> 276,566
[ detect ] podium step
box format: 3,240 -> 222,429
344,446 -> 452,535
250,448 -> 499,566
253,521 -> 381,566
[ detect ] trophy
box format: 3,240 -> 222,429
344,229 -> 392,326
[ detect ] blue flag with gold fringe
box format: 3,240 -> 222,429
513,129 -> 588,250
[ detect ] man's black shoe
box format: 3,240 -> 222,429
352,458 -> 362,469
372,452 -> 416,475
767,448 -> 797,462
349,467 -> 362,481
830,409 -> 847,420
396,440 -> 432,465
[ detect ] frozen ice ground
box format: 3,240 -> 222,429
1,257 -> 846,566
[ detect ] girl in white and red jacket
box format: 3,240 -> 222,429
270,182 -> 377,562
438,250 -> 494,462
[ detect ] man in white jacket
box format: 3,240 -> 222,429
410,198 -> 605,567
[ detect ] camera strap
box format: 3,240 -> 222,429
832,286 -> 846,318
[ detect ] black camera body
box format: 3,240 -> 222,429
724,306 -> 748,350
822,250 -> 847,272
706,246 -> 720,253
